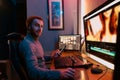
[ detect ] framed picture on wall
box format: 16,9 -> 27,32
48,0 -> 64,30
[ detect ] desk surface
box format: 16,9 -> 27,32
50,51 -> 113,80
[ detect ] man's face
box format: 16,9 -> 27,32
30,19 -> 44,38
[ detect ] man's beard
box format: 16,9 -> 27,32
30,30 -> 41,38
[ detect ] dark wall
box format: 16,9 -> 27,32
0,0 -> 16,35
0,0 -> 26,59
16,0 -> 27,35
0,0 -> 16,59
0,0 -> 27,59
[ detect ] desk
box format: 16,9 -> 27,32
50,51 -> 113,80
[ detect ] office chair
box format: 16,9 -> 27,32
7,32 -> 30,80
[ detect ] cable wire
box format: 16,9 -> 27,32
97,68 -> 108,80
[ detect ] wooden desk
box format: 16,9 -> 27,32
50,51 -> 113,80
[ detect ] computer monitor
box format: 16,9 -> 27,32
83,0 -> 120,70
58,34 -> 81,51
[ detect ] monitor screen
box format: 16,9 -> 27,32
83,0 -> 120,69
58,34 -> 81,51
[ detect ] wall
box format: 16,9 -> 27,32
84,0 -> 107,15
27,0 -> 77,53
0,0 -> 16,59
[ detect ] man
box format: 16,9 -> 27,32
19,16 -> 75,80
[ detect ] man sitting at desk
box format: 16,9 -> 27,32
19,16 -> 75,80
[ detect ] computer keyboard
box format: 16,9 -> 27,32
54,55 -> 93,69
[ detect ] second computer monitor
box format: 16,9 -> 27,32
58,34 -> 81,51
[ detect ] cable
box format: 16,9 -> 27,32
97,67 -> 108,80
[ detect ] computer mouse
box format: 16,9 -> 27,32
91,67 -> 103,74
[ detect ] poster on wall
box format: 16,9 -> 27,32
48,0 -> 64,30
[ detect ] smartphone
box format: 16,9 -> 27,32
57,45 -> 66,56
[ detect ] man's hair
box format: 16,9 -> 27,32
26,16 -> 44,29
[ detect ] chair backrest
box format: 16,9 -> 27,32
7,32 -> 29,80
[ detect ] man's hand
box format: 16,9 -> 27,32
60,68 -> 75,79
51,49 -> 61,58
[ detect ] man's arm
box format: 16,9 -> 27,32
19,40 -> 61,80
